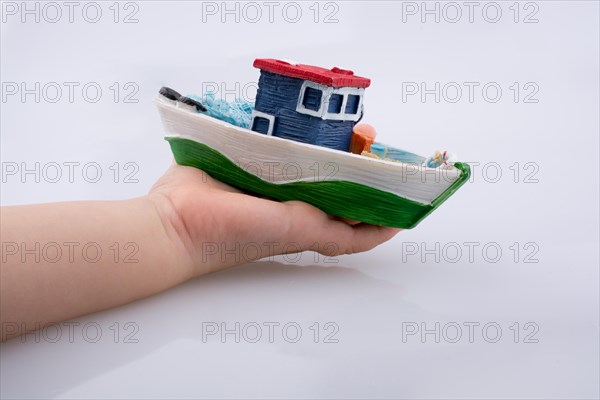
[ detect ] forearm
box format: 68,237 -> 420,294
0,196 -> 192,340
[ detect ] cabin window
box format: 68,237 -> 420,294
250,110 -> 275,136
322,88 -> 364,121
302,87 -> 323,111
345,94 -> 360,114
296,81 -> 364,121
328,94 -> 343,113
252,117 -> 270,134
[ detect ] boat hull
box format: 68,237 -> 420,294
157,99 -> 470,228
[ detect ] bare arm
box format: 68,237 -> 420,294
0,197 -> 192,339
1,164 -> 400,341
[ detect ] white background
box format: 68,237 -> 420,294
1,1 -> 599,398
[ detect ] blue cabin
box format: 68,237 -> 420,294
250,59 -> 371,152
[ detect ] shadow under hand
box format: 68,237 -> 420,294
0,261 -> 413,399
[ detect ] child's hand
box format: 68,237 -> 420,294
149,163 -> 401,276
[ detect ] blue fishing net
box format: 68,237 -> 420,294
188,92 -> 254,129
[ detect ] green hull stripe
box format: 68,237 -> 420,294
166,137 -> 470,228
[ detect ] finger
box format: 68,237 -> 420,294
333,216 -> 362,226
342,224 -> 401,254
313,222 -> 401,255
282,201 -> 401,255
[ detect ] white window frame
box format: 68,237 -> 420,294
296,81 -> 332,118
251,110 -> 275,136
296,81 -> 364,122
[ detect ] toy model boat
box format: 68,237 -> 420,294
156,59 -> 470,228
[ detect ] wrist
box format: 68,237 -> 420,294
144,193 -> 198,279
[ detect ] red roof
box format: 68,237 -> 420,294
253,58 -> 371,88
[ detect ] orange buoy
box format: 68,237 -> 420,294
349,123 -> 377,154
